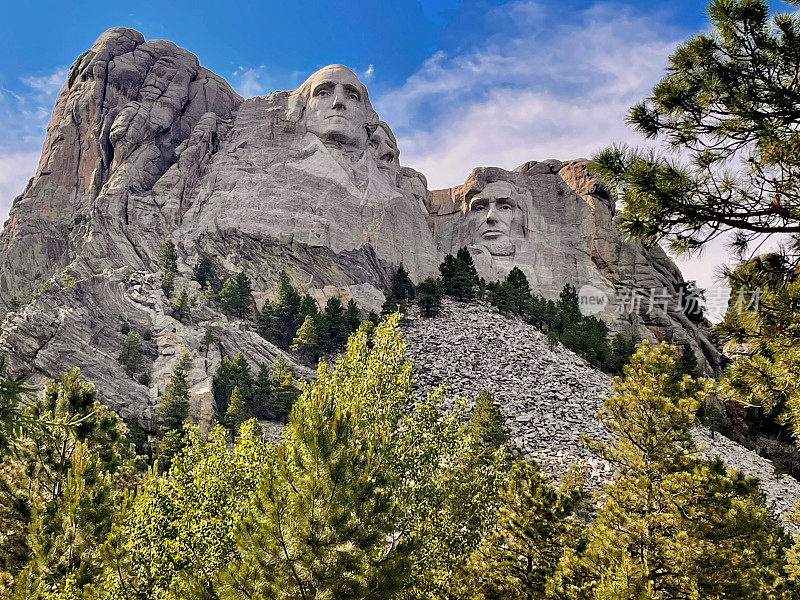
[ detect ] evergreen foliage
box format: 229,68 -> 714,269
382,291 -> 405,316
417,277 -> 444,317
392,263 -> 416,301
170,288 -> 191,322
439,248 -> 480,301
220,316 -> 415,599
219,272 -> 252,318
192,256 -> 216,291
0,369 -> 142,596
155,353 -> 192,468
225,387 -> 247,437
590,0 -> 800,255
158,241 -> 178,298
117,332 -> 142,378
565,341 -> 792,600
457,460 -> 584,599
259,270 -> 302,347
271,353 -> 301,421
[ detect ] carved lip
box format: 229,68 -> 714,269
325,114 -> 348,120
480,230 -> 505,239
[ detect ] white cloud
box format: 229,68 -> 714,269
231,65 -> 271,98
370,1 -> 736,315
375,1 -> 679,188
21,67 -> 68,96
0,151 -> 39,224
363,64 -> 375,81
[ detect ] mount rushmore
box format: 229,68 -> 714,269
0,27 -> 721,426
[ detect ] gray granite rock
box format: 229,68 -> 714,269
0,29 -> 719,433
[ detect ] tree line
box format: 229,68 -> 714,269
0,316 -> 796,599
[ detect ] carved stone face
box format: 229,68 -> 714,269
466,181 -> 521,256
370,123 -> 400,177
303,65 -> 370,149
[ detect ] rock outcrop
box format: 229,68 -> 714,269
0,28 -> 720,427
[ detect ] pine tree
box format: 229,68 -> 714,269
225,387 -> 247,437
233,271 -> 252,318
417,277 -> 444,317
219,315 -> 414,600
457,460 -> 584,599
505,266 -> 531,314
291,314 -> 321,361
219,277 -> 236,315
677,343 -> 699,377
171,288 -> 191,322
260,271 -> 302,348
192,256 -> 216,290
271,354 -> 300,421
158,240 -> 178,273
249,363 -> 274,419
468,390 -> 510,466
118,332 -> 142,377
344,299 -> 361,336
156,353 -> 192,468
569,340 -> 791,600
391,263 -> 416,301
382,291 -> 405,316
214,352 -> 253,415
160,270 -> 175,297
322,296 -> 346,350
201,328 -> 216,355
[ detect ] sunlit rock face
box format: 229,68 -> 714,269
0,28 -> 720,426
426,160 -> 721,375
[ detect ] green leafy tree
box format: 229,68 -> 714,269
505,266 -> 531,314
220,272 -> 252,318
220,316 -> 414,600
117,332 -> 142,378
214,352 -> 253,416
99,422 -> 271,600
567,341 -> 791,600
393,390 -> 509,599
201,328 -> 216,355
417,277 -> 444,317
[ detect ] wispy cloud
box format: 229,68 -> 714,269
372,1 -> 730,304
374,1 -> 681,189
231,65 -> 272,98
0,66 -> 66,221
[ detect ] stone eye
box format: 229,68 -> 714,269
499,202 -> 512,211
348,92 -> 359,101
316,89 -> 329,97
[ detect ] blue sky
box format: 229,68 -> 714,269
0,0 -> 794,314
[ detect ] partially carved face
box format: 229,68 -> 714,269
303,66 -> 370,149
466,181 -> 522,256
370,123 -> 400,177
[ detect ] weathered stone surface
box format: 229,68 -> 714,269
0,28 -> 720,431
427,160 -> 720,374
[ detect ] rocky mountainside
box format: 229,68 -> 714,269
0,27 -> 720,427
403,300 -> 800,531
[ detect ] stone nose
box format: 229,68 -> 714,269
331,91 -> 346,110
486,206 -> 497,223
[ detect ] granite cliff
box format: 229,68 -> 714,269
0,28 -> 721,429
